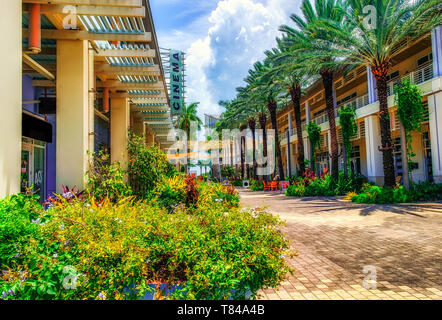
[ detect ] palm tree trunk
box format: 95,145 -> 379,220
290,85 -> 305,175
373,66 -> 396,188
259,113 -> 268,181
268,101 -> 285,180
240,125 -> 246,180
320,69 -> 339,181
248,117 -> 257,180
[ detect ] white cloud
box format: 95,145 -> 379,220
157,0 -> 302,119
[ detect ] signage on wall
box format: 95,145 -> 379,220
169,50 -> 184,114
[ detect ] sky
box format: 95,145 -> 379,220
150,0 -> 302,119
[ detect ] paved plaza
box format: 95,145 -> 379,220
239,190 -> 442,300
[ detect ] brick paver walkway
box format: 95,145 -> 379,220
239,190 -> 442,300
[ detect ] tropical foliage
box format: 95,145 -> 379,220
216,0 -> 441,189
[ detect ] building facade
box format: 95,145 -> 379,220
0,0 -> 173,200
273,29 -> 442,185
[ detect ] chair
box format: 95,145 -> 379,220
270,181 -> 278,191
263,181 -> 271,191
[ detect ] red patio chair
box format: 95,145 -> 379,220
263,181 -> 271,191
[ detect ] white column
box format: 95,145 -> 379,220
305,101 -> 311,123
304,101 -> 312,163
332,88 -> 338,118
367,65 -> 378,104
432,26 -> 442,78
56,40 -> 90,192
428,91 -> 442,183
288,112 -> 293,136
365,115 -> 384,184
111,98 -> 130,165
0,1 -> 21,198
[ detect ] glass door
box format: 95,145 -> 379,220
21,144 -> 33,193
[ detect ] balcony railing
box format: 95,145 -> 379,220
337,93 -> 369,111
313,113 -> 329,125
386,63 -> 434,96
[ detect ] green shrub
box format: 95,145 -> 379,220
152,175 -> 186,213
1,197 -> 292,300
0,194 -> 43,268
351,182 -> 442,204
232,180 -> 243,187
285,172 -> 365,197
351,185 -> 411,204
250,180 -> 264,191
127,133 -> 176,199
410,182 -> 442,202
87,151 -> 132,203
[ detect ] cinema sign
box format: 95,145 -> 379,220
170,50 -> 183,114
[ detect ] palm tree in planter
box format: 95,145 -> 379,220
265,39 -> 311,176
246,60 -> 286,180
174,102 -> 203,174
279,0 -> 347,182
312,0 -> 441,187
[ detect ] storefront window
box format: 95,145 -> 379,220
21,138 -> 46,201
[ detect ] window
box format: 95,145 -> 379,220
417,53 -> 433,67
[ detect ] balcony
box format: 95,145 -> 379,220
337,93 -> 369,111
386,63 -> 434,96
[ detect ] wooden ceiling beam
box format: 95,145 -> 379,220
95,64 -> 160,77
95,48 -> 155,58
23,29 -> 151,42
23,53 -> 55,80
22,0 -> 143,8
97,80 -> 164,90
23,4 -> 146,17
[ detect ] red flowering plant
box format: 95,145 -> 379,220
44,185 -> 87,207
184,174 -> 199,209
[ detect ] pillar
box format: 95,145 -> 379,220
288,111 -> 293,136
305,101 -> 311,123
428,26 -> 442,183
133,120 -> 144,137
367,65 -> 378,104
333,88 -> 338,118
88,43 -> 95,157
56,40 -> 90,192
0,0 -> 21,198
365,115 -> 384,184
111,98 -> 130,165
428,91 -> 442,182
432,26 -> 442,78
304,101 -> 312,163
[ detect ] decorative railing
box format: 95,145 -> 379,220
386,63 -> 434,96
313,113 -> 329,125
337,93 -> 369,111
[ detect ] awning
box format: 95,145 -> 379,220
22,112 -> 53,143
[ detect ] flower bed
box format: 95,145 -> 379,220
0,178 -> 292,300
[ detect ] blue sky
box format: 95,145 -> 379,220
150,0 -> 302,118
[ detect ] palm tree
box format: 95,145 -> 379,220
311,0 -> 441,187
265,39 -> 310,176
248,116 -> 257,179
246,61 -> 286,180
174,102 -> 203,174
239,124 -> 248,179
280,0 -> 347,181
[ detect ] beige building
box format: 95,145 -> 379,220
275,28 -> 442,185
0,0 -> 173,200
